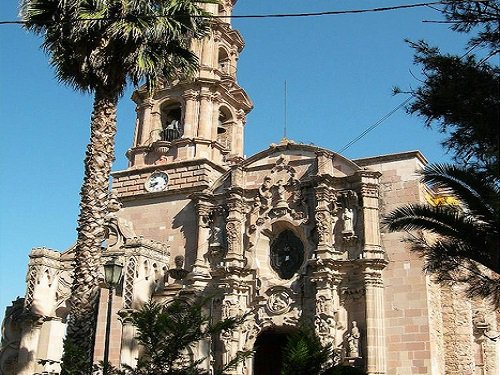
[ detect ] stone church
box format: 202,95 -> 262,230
1,1 -> 498,374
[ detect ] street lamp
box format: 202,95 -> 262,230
102,257 -> 123,374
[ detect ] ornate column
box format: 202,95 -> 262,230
357,171 -> 383,259
314,179 -> 336,259
363,260 -> 387,375
17,313 -> 44,375
311,264 -> 341,356
224,167 -> 245,268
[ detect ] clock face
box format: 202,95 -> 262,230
145,171 -> 169,192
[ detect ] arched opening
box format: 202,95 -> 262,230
217,106 -> 232,149
160,103 -> 182,141
253,327 -> 294,375
218,47 -> 230,75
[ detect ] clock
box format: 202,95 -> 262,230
145,171 -> 169,192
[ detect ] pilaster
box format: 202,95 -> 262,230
362,259 -> 387,375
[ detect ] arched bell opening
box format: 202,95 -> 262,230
217,106 -> 233,149
253,326 -> 297,375
217,47 -> 231,75
160,103 -> 183,141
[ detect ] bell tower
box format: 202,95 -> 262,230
127,0 -> 253,168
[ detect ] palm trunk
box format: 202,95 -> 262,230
62,88 -> 118,373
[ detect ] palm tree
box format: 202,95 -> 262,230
20,0 -> 213,369
383,163 -> 500,308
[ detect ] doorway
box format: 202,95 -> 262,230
253,328 -> 291,375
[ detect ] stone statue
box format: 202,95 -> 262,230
209,225 -> 222,248
259,176 -> 273,209
346,321 -> 360,358
167,255 -> 189,282
342,207 -> 354,234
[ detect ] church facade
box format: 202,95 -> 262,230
1,1 -> 498,374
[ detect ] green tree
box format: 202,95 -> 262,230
383,163 -> 500,307
117,298 -> 250,375
20,0 -> 212,370
398,41 -> 499,178
280,325 -> 366,375
395,1 -> 499,177
387,0 -> 500,308
280,325 -> 332,375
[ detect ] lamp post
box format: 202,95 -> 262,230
102,257 -> 123,374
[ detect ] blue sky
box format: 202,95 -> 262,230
0,1 -> 470,315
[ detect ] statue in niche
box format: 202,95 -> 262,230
342,207 -> 355,234
346,321 -> 361,358
209,223 -> 224,249
167,255 -> 189,283
340,190 -> 358,238
270,230 -> 304,279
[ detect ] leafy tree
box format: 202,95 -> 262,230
396,41 -> 499,178
20,0 -> 212,368
280,325 -> 367,375
383,163 -> 500,307
280,325 -> 332,375
441,0 -> 499,54
116,298 -> 251,375
395,1 -> 499,177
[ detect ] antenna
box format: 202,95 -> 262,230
284,80 -> 288,139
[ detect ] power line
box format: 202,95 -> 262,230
336,41 -> 482,154
0,1 -> 450,26
337,97 -> 413,154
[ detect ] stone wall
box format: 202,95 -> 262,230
356,152 -> 436,374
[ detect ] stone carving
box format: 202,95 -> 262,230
24,268 -> 37,311
259,176 -> 273,209
266,287 -> 292,315
315,211 -> 331,244
225,220 -> 241,257
167,255 -> 189,282
0,298 -> 23,375
123,257 -> 137,309
346,321 -> 361,358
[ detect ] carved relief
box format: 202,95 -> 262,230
315,211 -> 332,244
123,257 -> 137,309
225,221 -> 241,256
266,290 -> 291,315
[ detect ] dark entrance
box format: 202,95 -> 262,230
253,329 -> 290,375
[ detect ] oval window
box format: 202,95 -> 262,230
270,230 -> 304,279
